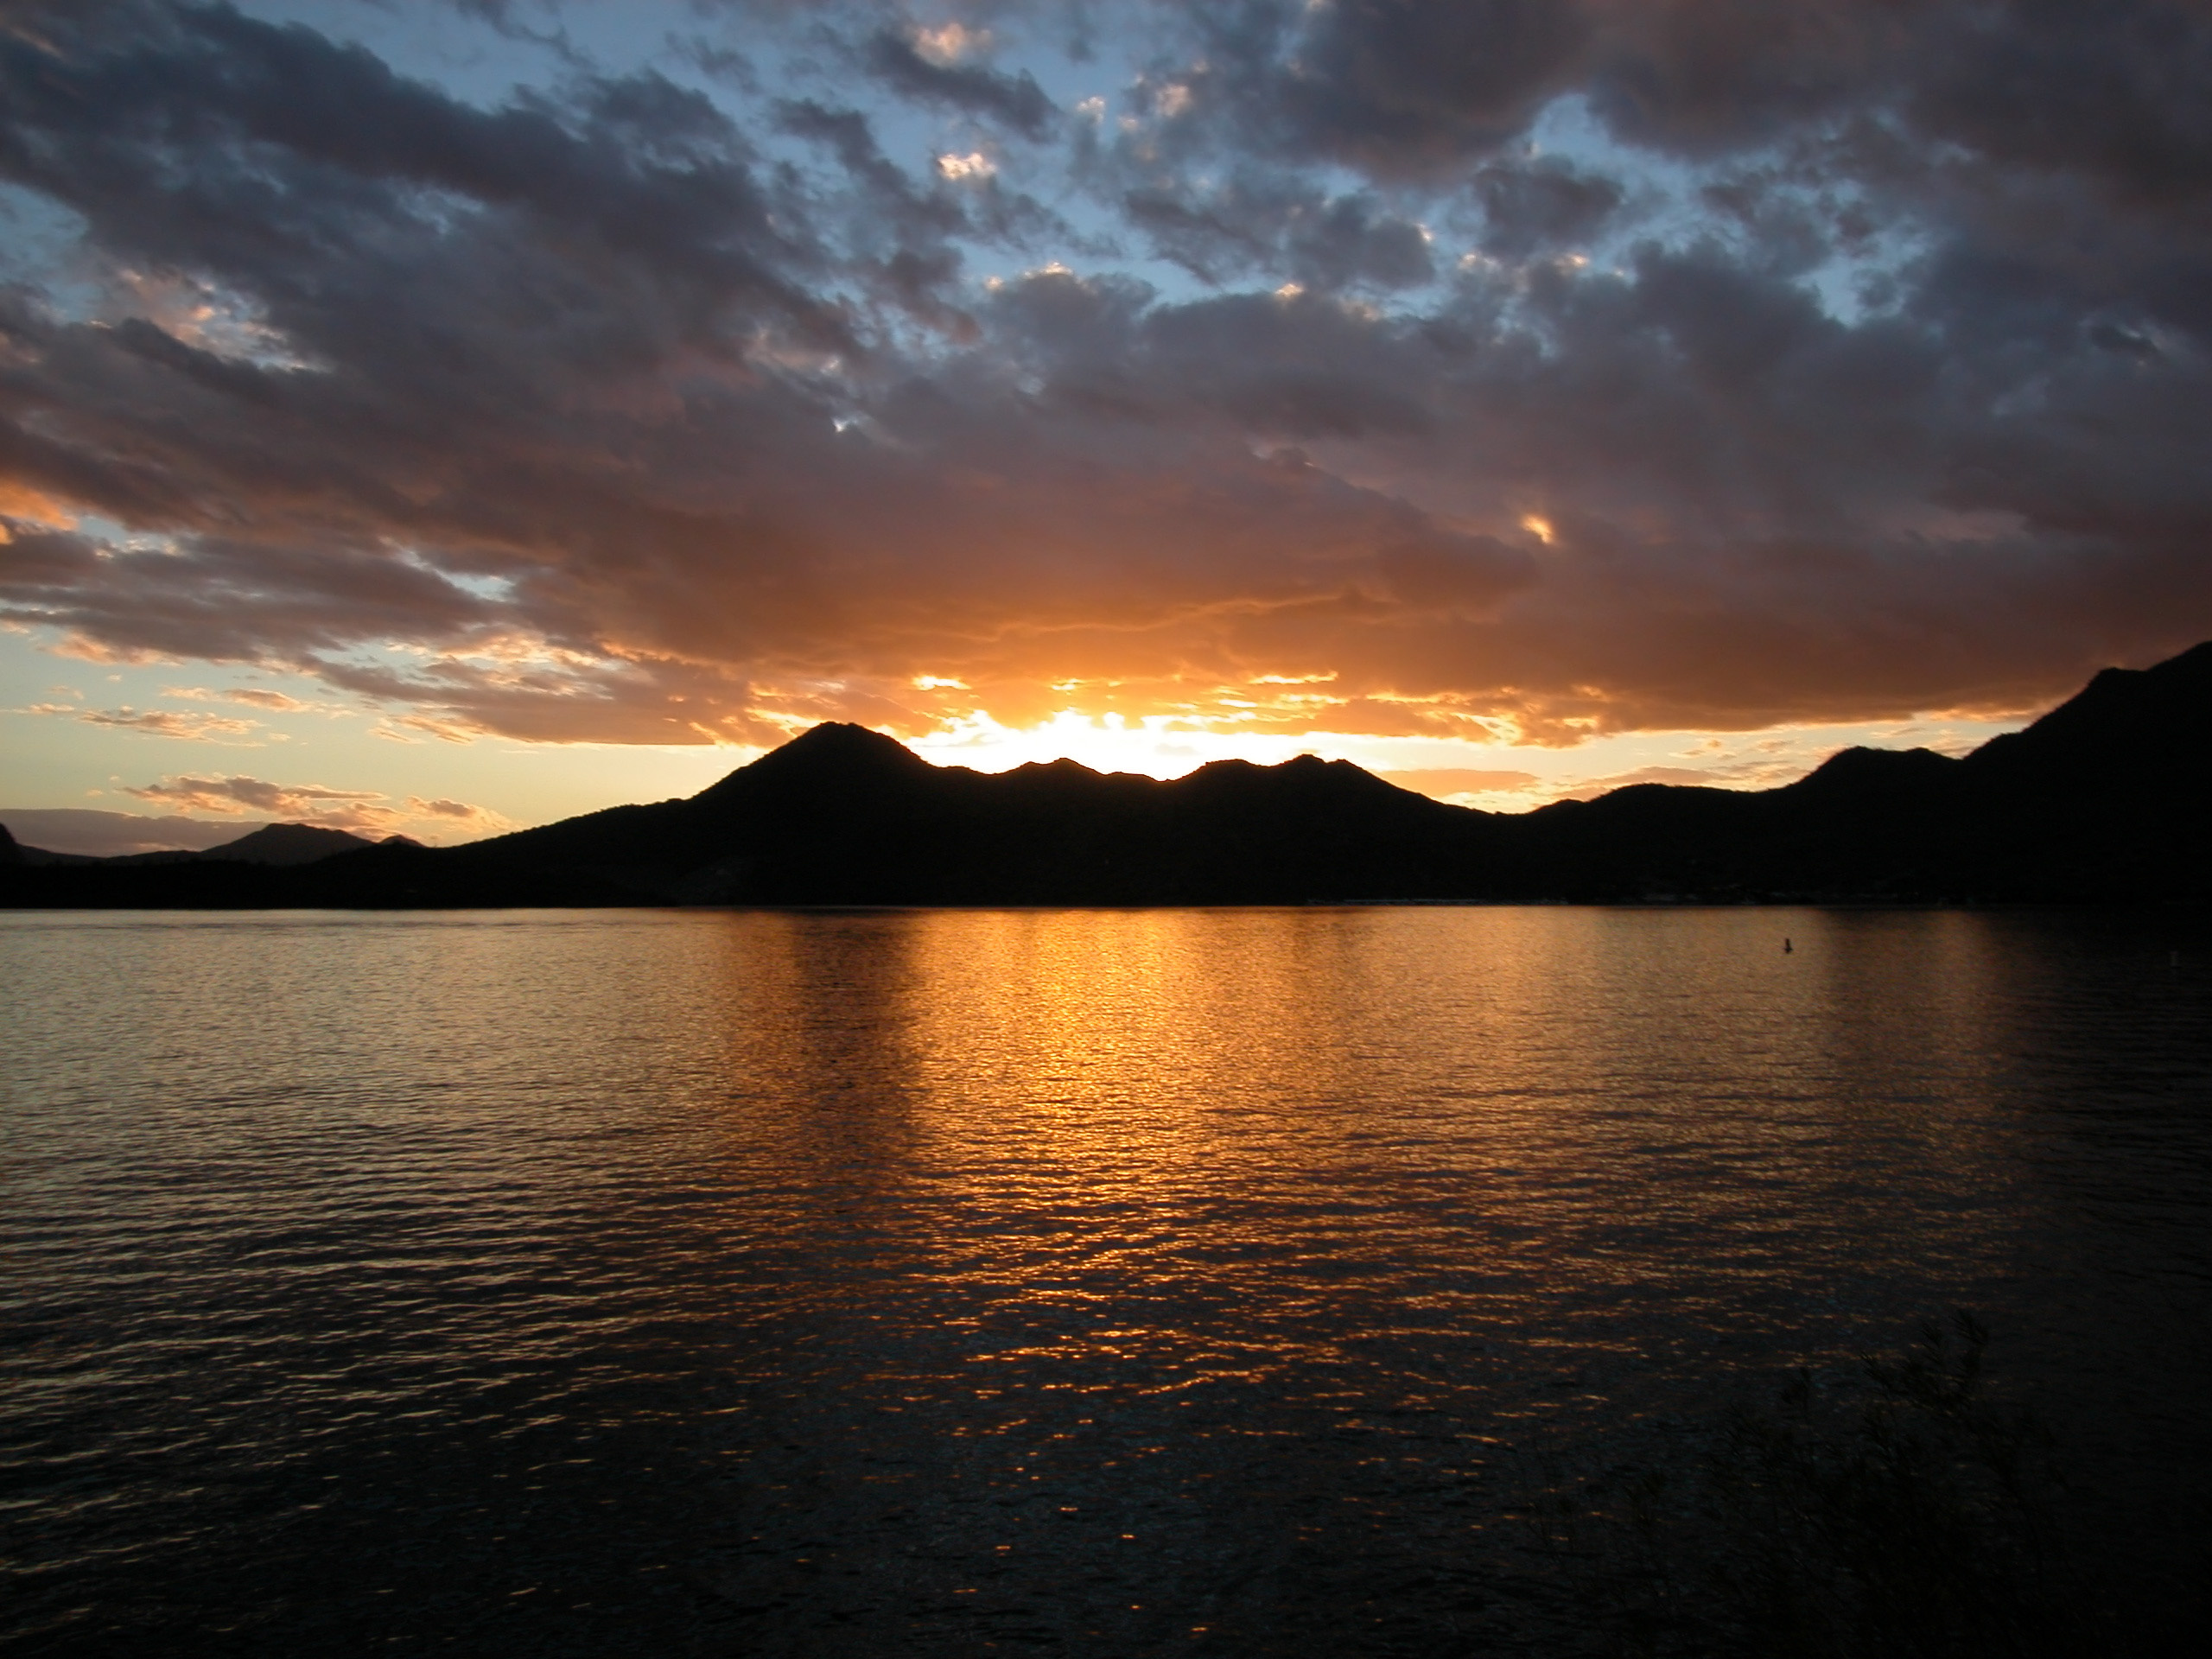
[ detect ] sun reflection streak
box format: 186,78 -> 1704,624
679,907 -> 2031,1419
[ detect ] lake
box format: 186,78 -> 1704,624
4,906 -> 2209,1654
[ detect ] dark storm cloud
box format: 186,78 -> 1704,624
1185,0 -> 2212,183
1111,173 -> 1435,291
0,523 -> 495,663
861,27 -> 1058,138
1166,0 -> 1591,176
1471,157 -> 1622,257
0,3 -> 816,320
2,0 -> 2210,748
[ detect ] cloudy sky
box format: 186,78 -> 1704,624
4,0 -> 2209,847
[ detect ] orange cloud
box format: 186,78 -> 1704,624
119,773 -> 505,842
14,702 -> 263,741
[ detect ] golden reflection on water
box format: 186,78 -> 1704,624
4,906 -> 2206,1656
647,906 -> 2054,1416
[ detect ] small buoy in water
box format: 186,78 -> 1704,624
1783,938 -> 1794,953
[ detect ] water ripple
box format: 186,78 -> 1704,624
4,906 -> 2209,1654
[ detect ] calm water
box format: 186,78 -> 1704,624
3,906 -> 2209,1655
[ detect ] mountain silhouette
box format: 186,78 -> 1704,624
99,822 -> 385,868
6,642 -> 2209,908
416,725 -> 1486,906
1502,639 -> 2212,902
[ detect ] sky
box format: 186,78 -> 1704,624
3,0 -> 2210,850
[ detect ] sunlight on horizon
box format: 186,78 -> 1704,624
907,709 -> 1343,779
0,627 -> 2029,849
879,704 -> 2027,817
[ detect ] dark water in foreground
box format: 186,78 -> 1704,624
3,906 -> 2209,1656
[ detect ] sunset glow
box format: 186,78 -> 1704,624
3,0 -> 2208,847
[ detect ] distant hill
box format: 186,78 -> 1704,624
5,642 -> 2209,908
94,822 -> 383,868
6,821 -> 417,873
0,809 -> 273,861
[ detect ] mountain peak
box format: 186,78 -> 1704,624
1964,640 -> 2212,785
760,721 -> 929,771
1784,745 -> 1958,797
200,822 -> 379,866
1009,757 -> 1106,782
1184,752 -> 1408,800
696,721 -> 931,802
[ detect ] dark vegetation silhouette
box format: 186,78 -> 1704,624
6,641 -> 2209,908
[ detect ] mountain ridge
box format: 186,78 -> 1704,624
3,820 -> 418,868
6,642 -> 2208,907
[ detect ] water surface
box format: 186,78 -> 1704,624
4,906 -> 2209,1654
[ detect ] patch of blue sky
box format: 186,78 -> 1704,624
0,184 -> 101,319
60,514 -> 183,556
1519,95 -> 1925,329
0,198 -> 325,374
390,549 -> 518,606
